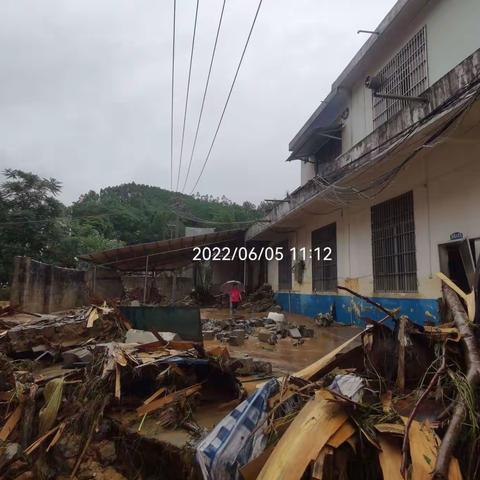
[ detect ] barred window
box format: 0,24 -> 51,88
373,26 -> 428,128
278,240 -> 292,290
371,191 -> 417,292
312,223 -> 337,292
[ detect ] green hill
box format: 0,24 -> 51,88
0,170 -> 265,283
71,182 -> 262,245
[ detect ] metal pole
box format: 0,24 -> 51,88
93,266 -> 97,295
143,256 -> 150,304
171,269 -> 177,303
243,239 -> 247,290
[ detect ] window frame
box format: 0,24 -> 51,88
371,191 -> 418,293
311,223 -> 337,293
372,26 -> 429,129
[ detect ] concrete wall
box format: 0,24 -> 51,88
301,158 -> 316,186
85,267 -> 124,301
270,119 -> 480,324
345,0 -> 480,151
211,259 -> 244,294
10,257 -> 89,313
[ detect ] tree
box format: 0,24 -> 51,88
0,169 -> 65,283
53,221 -> 124,268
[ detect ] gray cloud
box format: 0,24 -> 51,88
0,0 -> 395,205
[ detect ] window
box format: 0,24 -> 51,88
278,240 -> 292,290
371,191 -> 417,292
373,26 -> 428,128
312,223 -> 337,292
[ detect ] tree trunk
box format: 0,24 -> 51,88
433,284 -> 480,479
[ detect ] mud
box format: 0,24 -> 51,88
201,308 -> 361,374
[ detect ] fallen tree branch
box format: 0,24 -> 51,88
401,343 -> 447,477
433,284 -> 480,480
337,285 -> 398,324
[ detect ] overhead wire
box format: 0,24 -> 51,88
171,207 -> 258,225
309,79 -> 480,206
175,0 -> 200,191
181,0 -> 227,193
169,0 -> 177,191
188,0 -> 264,194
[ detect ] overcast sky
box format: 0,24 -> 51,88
0,0 -> 396,206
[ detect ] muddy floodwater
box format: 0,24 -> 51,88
201,308 -> 361,374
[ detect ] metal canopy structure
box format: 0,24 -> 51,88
286,125 -> 343,162
79,229 -> 245,272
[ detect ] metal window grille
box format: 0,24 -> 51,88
371,191 -> 417,292
312,223 -> 337,292
278,240 -> 292,290
373,26 -> 428,128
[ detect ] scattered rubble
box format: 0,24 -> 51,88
240,284 -> 277,312
2,276 -> 478,479
195,280 -> 480,480
0,304 -> 243,479
202,309 -> 315,349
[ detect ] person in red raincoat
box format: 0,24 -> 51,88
229,285 -> 242,310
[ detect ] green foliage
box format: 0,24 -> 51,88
70,183 -> 262,244
0,169 -> 65,283
0,172 -> 263,285
52,221 -> 125,268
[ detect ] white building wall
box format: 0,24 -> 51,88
345,0 -> 480,150
300,157 -> 316,186
275,132 -> 480,300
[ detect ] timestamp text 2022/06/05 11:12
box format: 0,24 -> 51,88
192,246 -> 333,262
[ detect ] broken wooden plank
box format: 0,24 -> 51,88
143,387 -> 167,405
294,331 -> 365,380
0,405 -> 22,441
437,272 -> 475,321
257,390 -> 347,480
24,424 -> 61,455
115,363 -> 121,400
396,316 -> 407,392
423,325 -> 460,342
136,384 -> 202,416
311,446 -> 334,480
239,445 -> 275,480
86,307 -> 99,328
327,421 -> 356,448
378,435 -> 403,480
407,419 -> 462,480
46,422 -> 67,452
375,423 -> 404,436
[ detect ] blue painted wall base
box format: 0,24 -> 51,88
275,292 -> 440,326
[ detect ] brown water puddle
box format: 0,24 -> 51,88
202,308 -> 361,374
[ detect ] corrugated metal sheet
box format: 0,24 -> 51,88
79,229 -> 245,271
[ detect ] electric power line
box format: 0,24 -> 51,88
181,0 -> 227,193
169,0 -> 177,191
172,207 -> 257,225
188,0 -> 264,195
175,0 -> 200,191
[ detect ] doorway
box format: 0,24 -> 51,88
438,239 -> 476,292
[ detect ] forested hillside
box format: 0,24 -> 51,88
71,183 -> 263,245
0,169 -> 265,285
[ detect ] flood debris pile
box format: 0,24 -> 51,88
202,311 -> 314,348
239,284 -> 277,313
196,282 -> 480,480
0,305 -> 244,480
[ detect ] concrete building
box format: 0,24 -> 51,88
246,0 -> 480,325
